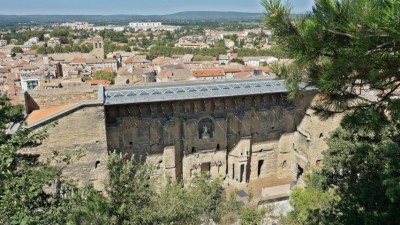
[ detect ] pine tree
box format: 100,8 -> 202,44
263,0 -> 400,117
263,0 -> 400,224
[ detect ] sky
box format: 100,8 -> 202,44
0,0 -> 314,15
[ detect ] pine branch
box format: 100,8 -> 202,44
324,29 -> 355,39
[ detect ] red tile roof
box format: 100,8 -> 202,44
192,69 -> 225,77
123,57 -> 147,64
223,68 -> 242,73
71,57 -> 87,63
234,71 -> 252,78
23,50 -> 37,55
157,70 -> 169,80
26,104 -> 74,125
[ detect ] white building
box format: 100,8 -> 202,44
92,26 -> 126,32
128,22 -> 180,32
129,22 -> 162,31
161,25 -> 181,32
218,55 -> 231,65
22,37 -> 40,50
0,40 -> 7,47
20,73 -> 41,91
175,42 -> 209,49
179,35 -> 205,43
60,22 -> 93,30
243,56 -> 279,67
224,39 -> 235,49
47,37 -> 61,47
27,37 -> 39,45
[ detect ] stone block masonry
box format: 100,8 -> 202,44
24,87 -> 99,113
19,79 -> 343,193
19,106 -> 108,191
105,91 -> 319,186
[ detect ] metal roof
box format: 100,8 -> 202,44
104,78 -> 313,105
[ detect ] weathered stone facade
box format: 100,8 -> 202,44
19,106 -> 108,190
105,91 -> 317,185
24,87 -> 99,113
20,82 -> 343,192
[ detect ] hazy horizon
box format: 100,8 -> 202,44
0,11 -> 267,16
0,0 -> 313,15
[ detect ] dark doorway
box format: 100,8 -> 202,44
258,160 -> 264,177
297,164 -> 304,180
240,164 -> 245,182
201,163 -> 211,175
232,164 -> 235,180
216,144 -> 220,150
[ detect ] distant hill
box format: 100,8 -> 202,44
0,11 -> 262,25
160,11 -> 261,20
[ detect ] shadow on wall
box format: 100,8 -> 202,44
24,91 -> 40,114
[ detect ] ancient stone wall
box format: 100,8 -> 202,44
17,88 -> 344,192
294,107 -> 343,168
105,91 -> 317,185
19,106 -> 108,191
24,87 -> 99,113
17,86 -> 344,193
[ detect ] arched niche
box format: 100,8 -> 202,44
198,118 -> 215,139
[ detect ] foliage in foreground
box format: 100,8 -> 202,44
106,152 -> 248,225
282,106 -> 400,225
264,0 -> 400,116
263,0 -> 400,224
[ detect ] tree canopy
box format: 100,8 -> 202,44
92,70 -> 116,84
263,0 -> 400,224
11,46 -> 23,54
264,0 -> 400,117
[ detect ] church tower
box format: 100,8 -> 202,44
91,35 -> 105,60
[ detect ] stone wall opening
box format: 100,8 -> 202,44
258,160 -> 264,177
297,164 -> 304,180
240,164 -> 245,183
232,163 -> 235,180
95,160 -> 100,169
201,162 -> 211,175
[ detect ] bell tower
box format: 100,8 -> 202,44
91,35 -> 105,59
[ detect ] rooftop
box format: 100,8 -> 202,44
104,77 -> 315,105
26,103 -> 74,125
192,69 -> 225,77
